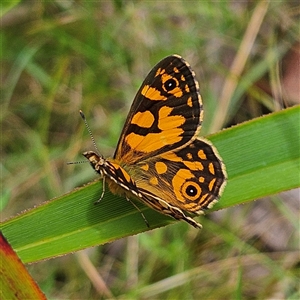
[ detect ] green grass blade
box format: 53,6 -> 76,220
0,233 -> 46,299
213,105 -> 300,210
1,106 -> 299,263
0,1 -> 21,18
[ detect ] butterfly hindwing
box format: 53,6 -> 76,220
127,138 -> 226,214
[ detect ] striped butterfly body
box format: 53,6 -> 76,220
83,55 -> 227,228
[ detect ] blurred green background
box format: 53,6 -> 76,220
1,1 -> 299,299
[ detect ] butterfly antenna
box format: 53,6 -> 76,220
67,160 -> 88,165
79,110 -> 100,154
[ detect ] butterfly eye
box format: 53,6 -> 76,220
164,78 -> 177,91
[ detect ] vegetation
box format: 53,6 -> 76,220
1,1 -> 299,299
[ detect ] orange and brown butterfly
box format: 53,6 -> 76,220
82,54 -> 227,228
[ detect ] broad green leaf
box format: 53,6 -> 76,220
1,105 -> 299,263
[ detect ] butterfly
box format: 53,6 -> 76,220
82,55 -> 227,228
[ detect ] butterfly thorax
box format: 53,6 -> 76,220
83,151 -> 143,199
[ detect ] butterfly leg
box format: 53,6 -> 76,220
94,176 -> 106,204
126,196 -> 150,228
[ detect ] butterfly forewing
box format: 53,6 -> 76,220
114,55 -> 203,164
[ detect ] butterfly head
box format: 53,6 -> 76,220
83,151 -> 105,174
